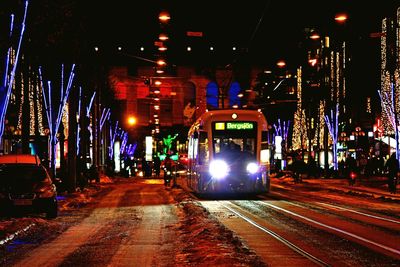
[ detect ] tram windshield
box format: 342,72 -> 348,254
213,137 -> 256,158
212,121 -> 257,161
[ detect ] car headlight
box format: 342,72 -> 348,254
246,162 -> 259,174
209,160 -> 229,179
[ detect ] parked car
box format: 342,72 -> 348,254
0,154 -> 58,218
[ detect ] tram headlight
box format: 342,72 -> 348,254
209,160 -> 229,179
246,162 -> 259,174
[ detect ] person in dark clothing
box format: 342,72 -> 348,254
142,157 -> 151,177
77,155 -> 89,189
385,153 -> 398,194
291,157 -> 307,183
345,155 -> 357,174
345,155 -> 358,185
153,155 -> 161,177
88,165 -> 99,182
163,154 -> 175,186
307,156 -> 318,178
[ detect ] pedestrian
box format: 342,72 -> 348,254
307,156 -> 317,178
142,157 -> 151,177
153,154 -> 161,177
385,152 -> 398,194
163,154 -> 176,186
291,156 -> 307,183
345,155 -> 357,185
78,155 -> 89,190
88,165 -> 100,182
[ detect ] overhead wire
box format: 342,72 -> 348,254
246,0 -> 271,51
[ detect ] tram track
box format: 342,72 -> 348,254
201,200 -> 330,266
256,200 -> 400,257
314,202 -> 400,225
219,201 -> 330,267
263,190 -> 400,234
200,197 -> 400,266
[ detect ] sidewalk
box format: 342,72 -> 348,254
272,174 -> 400,202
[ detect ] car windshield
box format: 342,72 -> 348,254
0,164 -> 46,185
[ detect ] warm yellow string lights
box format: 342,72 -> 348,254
62,105 -> 69,138
17,72 -> 24,132
29,75 -> 35,135
380,16 -> 400,135
330,51 -> 335,101
36,82 -> 44,135
293,67 -> 307,150
16,71 -> 45,136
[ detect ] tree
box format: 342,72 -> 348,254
40,64 -> 76,177
324,104 -> 339,171
0,0 -> 28,145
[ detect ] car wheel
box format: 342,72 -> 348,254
46,199 -> 58,219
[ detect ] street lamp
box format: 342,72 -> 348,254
334,13 -> 348,24
158,11 -> 171,23
276,60 -> 286,68
159,33 -> 169,41
128,116 -> 137,126
309,31 -> 321,40
127,116 -> 138,146
157,59 -> 166,66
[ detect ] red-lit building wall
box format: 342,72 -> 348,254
108,66 -> 206,131
108,66 -> 263,140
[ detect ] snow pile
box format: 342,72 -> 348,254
173,191 -> 266,266
0,218 -> 46,241
0,182 -> 107,248
58,180 -> 113,211
99,173 -> 113,183
58,188 -> 95,210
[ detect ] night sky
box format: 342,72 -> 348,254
83,1 -> 397,61
2,1 -> 397,67
84,0 -> 398,109
1,0 -> 399,108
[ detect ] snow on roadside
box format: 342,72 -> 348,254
172,190 -> 267,266
0,174 -> 114,245
1,177 -> 266,265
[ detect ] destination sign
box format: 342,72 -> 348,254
214,122 -> 255,130
226,122 -> 254,130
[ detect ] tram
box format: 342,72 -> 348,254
187,109 -> 271,194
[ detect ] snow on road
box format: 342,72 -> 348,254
1,178 -> 264,266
